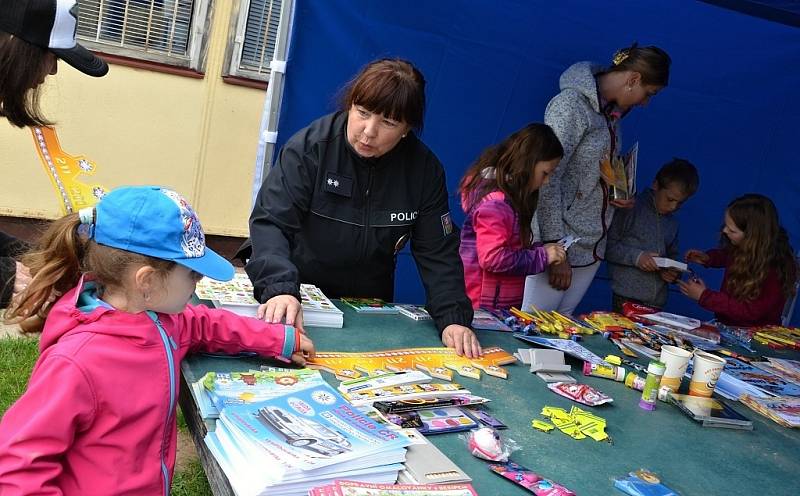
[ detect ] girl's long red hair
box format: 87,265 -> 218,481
722,194 -> 797,301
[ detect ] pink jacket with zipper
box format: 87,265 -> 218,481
0,278 -> 298,495
460,189 -> 549,310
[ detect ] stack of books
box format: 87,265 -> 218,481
309,480 -> 477,495
203,368 -> 410,496
195,273 -> 260,317
753,357 -> 800,385
739,395 -> 800,428
341,297 -> 398,314
195,274 -> 343,328
300,284 -> 344,328
712,357 -> 800,401
191,367 -> 328,420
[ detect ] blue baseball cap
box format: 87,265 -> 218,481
91,186 -> 234,281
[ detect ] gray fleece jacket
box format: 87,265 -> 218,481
606,188 -> 679,308
537,62 -> 620,266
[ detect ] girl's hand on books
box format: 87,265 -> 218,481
677,278 -> 706,301
291,334 -> 316,366
685,249 -> 710,265
544,243 -> 567,265
258,295 -> 306,333
609,198 -> 635,209
548,262 -> 572,290
442,324 -> 482,358
636,252 -> 659,272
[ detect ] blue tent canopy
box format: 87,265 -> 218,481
702,0 -> 800,27
272,0 -> 800,324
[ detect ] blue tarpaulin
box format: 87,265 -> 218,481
274,0 -> 800,324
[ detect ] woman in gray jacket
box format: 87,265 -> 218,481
525,44 -> 671,314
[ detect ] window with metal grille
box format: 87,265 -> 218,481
76,0 -> 211,69
225,0 -> 282,81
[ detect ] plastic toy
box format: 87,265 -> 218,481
467,427 -> 510,462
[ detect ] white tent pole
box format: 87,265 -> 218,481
252,0 -> 295,205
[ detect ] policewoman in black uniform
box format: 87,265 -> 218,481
243,58 -> 481,357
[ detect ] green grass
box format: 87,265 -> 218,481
172,457 -> 213,496
0,337 -> 211,494
0,336 -> 40,412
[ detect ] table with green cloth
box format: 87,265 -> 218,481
179,302 -> 800,496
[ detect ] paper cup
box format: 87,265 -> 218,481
688,350 -> 727,397
659,345 -> 693,392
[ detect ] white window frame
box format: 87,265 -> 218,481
76,0 -> 212,71
224,0 -> 283,81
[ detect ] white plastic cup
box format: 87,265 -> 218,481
659,345 -> 693,392
688,350 -> 727,397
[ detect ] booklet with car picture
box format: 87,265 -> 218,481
221,381 -> 410,471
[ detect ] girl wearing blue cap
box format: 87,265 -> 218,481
0,186 -> 315,495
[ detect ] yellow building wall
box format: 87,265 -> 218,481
0,0 -> 263,237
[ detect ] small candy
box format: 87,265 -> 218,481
467,427 -> 507,462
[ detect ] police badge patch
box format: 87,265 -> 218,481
440,212 -> 453,236
324,172 -> 353,197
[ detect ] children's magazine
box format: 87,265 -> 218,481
222,381 -> 410,470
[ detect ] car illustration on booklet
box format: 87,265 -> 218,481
256,406 -> 352,457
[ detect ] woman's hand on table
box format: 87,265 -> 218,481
441,324 -> 482,358
258,294 -> 305,333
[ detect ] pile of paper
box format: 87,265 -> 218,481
195,275 -> 343,328
739,395 -> 800,428
713,357 -> 800,401
191,367 -> 327,419
300,284 -> 344,328
753,357 -> 800,386
309,480 -> 477,495
204,369 -> 410,496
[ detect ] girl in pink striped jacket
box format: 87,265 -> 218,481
459,123 -> 567,310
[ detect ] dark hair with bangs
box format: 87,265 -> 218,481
341,58 -> 426,131
0,32 -> 55,128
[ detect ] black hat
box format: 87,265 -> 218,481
0,0 -> 108,77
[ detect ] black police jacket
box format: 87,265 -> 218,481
243,111 -> 473,332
